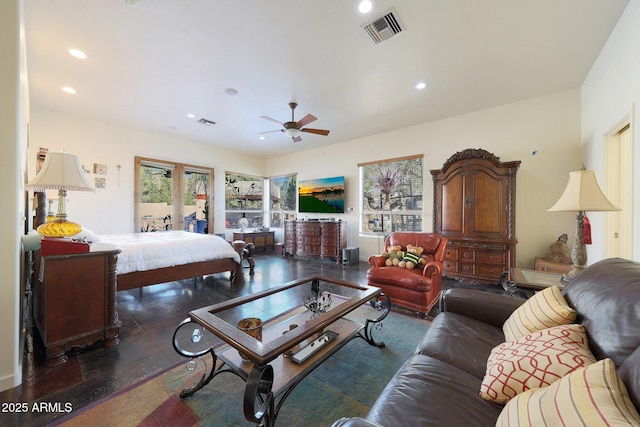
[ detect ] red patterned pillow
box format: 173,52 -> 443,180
480,324 -> 596,404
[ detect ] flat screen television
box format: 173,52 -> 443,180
298,176 -> 345,214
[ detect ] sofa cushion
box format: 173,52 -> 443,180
367,266 -> 431,292
496,358 -> 640,426
562,258 -> 640,366
480,324 -> 596,404
416,312 -> 505,379
503,285 -> 576,342
367,354 -> 504,427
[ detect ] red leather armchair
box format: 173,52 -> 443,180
367,232 -> 448,317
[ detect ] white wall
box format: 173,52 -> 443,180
0,0 -> 27,392
267,89 -> 582,266
582,0 -> 640,261
28,108 -> 266,235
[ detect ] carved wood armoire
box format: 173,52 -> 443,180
431,149 -> 520,284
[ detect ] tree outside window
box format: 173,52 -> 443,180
360,155 -> 423,236
269,174 -> 297,227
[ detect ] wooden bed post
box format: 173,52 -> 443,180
231,241 -> 246,285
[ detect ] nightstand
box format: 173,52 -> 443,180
33,245 -> 121,366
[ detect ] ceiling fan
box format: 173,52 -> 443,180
260,102 -> 330,142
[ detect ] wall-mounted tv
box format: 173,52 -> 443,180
298,176 -> 345,214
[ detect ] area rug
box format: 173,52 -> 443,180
53,311 -> 429,427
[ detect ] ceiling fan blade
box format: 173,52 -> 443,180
259,129 -> 284,135
301,128 -> 330,136
292,135 -> 303,143
260,116 -> 283,125
296,114 -> 317,127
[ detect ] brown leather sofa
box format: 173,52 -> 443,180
333,258 -> 640,426
367,232 -> 447,317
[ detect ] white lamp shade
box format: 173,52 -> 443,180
26,152 -> 94,192
285,128 -> 301,138
548,169 -> 620,212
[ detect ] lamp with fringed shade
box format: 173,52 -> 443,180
548,167 -> 620,280
26,152 -> 94,237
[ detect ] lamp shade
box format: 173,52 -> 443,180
26,152 -> 94,192
548,169 -> 620,212
285,128 -> 301,139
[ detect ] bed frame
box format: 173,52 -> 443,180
116,241 -> 245,291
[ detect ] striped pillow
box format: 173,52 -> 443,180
480,324 -> 596,404
503,285 -> 576,342
496,358 -> 640,426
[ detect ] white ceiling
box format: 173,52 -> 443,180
25,0 -> 629,159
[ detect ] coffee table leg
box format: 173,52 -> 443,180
172,318 -> 240,398
358,293 -> 391,348
244,364 -> 275,426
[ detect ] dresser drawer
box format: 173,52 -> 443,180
444,247 -> 458,261
460,248 -> 475,261
477,251 -> 505,265
443,260 -> 458,272
477,264 -> 503,279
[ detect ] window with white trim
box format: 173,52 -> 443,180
225,172 -> 264,229
359,155 -> 423,236
268,174 -> 297,228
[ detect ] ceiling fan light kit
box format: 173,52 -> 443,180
260,102 -> 330,143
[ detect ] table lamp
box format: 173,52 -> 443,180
548,167 -> 620,280
26,152 -> 94,237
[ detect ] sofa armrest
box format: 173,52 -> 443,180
422,260 -> 442,278
331,418 -> 385,427
368,255 -> 387,268
439,288 -> 525,328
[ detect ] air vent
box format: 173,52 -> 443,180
197,118 -> 216,126
362,9 -> 404,44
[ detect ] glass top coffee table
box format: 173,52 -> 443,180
510,267 -> 565,290
172,276 -> 390,426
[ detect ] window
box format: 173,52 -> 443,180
359,155 -> 423,236
269,174 -> 297,227
225,172 -> 264,229
135,157 -> 213,233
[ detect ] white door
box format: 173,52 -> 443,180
605,124 -> 631,259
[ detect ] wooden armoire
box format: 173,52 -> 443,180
431,149 -> 520,284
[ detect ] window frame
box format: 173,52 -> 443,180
267,173 -> 298,228
134,156 -> 214,233
359,154 -> 424,237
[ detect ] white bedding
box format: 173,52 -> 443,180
94,231 -> 241,275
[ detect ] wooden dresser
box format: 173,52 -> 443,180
431,149 -> 520,284
34,247 -> 121,366
283,220 -> 347,263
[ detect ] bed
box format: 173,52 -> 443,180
89,231 -> 244,290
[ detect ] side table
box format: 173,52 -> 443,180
33,245 -> 121,366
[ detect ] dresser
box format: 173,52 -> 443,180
33,246 -> 121,366
233,230 -> 275,250
283,220 -> 347,263
431,149 -> 520,284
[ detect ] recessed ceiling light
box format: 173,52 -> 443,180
415,81 -> 427,90
259,135 -> 265,140
357,0 -> 374,15
186,113 -> 195,118
68,49 -> 87,59
62,86 -> 76,94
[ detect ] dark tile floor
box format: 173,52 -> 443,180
0,252 -> 505,426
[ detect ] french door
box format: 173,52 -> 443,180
134,157 -> 214,233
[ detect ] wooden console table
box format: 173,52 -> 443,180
233,230 -> 275,250
33,245 -> 121,366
